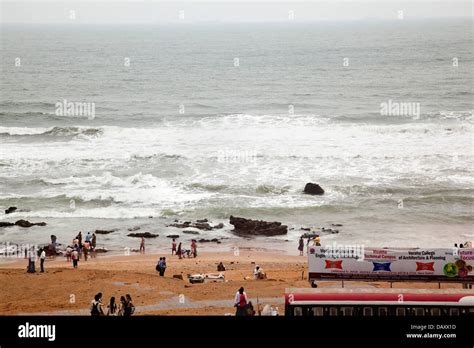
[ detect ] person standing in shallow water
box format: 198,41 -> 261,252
171,238 -> 177,255
140,237 -> 145,254
298,237 -> 304,256
177,242 -> 182,259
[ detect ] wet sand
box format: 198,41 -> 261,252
0,249 -> 463,316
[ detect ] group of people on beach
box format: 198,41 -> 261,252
66,231 -> 97,268
173,239 -> 198,259
26,247 -> 46,273
90,292 -> 135,316
454,241 -> 472,249
298,235 -> 321,255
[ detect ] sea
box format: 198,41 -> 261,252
1,19 -> 473,254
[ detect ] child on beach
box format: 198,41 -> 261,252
71,249 -> 79,268
171,238 -> 177,255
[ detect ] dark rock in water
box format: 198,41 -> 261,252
213,223 -> 224,229
168,220 -> 213,230
196,219 -> 208,223
322,227 -> 339,234
183,230 -> 200,235
0,222 -> 15,227
194,222 -> 212,230
229,216 -> 287,236
301,232 -> 319,239
331,223 -> 343,227
128,226 -> 140,231
95,229 -> 116,235
198,238 -> 221,244
303,183 -> 325,195
300,227 -> 311,231
167,234 -> 180,238
14,219 -> 46,227
127,232 -> 158,238
5,207 -> 17,214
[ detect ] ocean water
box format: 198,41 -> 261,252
1,20 -> 473,253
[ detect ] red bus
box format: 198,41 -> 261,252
285,288 -> 474,316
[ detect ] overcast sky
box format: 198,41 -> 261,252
1,0 -> 472,24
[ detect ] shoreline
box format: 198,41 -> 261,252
0,249 -> 465,316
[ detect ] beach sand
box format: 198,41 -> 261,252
0,249 -> 464,316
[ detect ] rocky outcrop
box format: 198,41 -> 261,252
303,183 -> 325,195
168,219 -> 223,231
5,207 -> 17,214
127,232 -> 158,238
229,216 -> 287,236
167,234 -> 180,238
198,238 -> 221,244
94,229 -> 116,235
183,230 -> 200,235
0,220 -> 47,228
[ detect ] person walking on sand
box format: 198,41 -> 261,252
71,249 -> 79,268
171,238 -> 177,255
140,237 -> 145,254
40,248 -> 46,272
156,257 -> 163,274
298,237 -> 304,256
177,242 -> 182,259
107,296 -> 118,316
161,257 -> 167,276
234,287 -> 249,316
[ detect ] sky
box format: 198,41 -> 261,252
0,0 -> 472,24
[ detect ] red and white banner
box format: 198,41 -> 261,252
308,246 -> 474,283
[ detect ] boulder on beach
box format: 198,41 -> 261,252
303,183 -> 325,195
14,220 -> 47,228
127,232 -> 159,238
229,216 -> 287,236
5,206 -> 17,214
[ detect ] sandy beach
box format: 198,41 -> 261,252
0,248 -> 464,316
